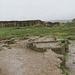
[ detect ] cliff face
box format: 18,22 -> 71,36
0,20 -> 43,27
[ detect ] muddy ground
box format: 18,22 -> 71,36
0,36 -> 72,75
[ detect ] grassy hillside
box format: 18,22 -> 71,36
0,23 -> 75,38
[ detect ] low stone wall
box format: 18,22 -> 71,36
0,20 -> 43,27
72,18 -> 75,22
51,43 -> 68,55
33,40 -> 59,43
0,20 -> 60,27
27,42 -> 46,52
26,39 -> 68,69
43,22 -> 59,27
66,36 -> 75,40
27,39 -> 69,54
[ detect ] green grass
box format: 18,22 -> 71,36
64,51 -> 69,56
62,70 -> 69,75
57,40 -> 66,46
66,66 -> 70,71
0,23 -> 75,38
57,57 -> 62,60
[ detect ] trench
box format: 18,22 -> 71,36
66,40 -> 75,75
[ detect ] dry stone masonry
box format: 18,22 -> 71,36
26,36 -> 68,70
0,20 -> 43,27
27,37 -> 69,54
72,18 -> 75,22
0,20 -> 59,27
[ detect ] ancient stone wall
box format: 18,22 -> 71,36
72,19 -> 75,22
0,20 -> 43,27
43,22 -> 59,27
0,20 -> 60,27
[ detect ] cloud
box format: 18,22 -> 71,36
0,0 -> 75,20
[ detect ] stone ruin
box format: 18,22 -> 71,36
26,37 -> 69,69
43,22 -> 59,27
0,20 -> 60,27
0,20 -> 43,27
27,37 -> 69,54
72,18 -> 75,22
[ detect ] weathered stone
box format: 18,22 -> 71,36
0,46 -> 4,51
0,20 -> 43,27
43,22 -> 59,27
27,38 -> 69,53
0,38 -> 11,41
19,37 -> 29,40
64,42 -> 69,52
51,46 -> 65,54
51,41 -> 69,55
4,39 -> 15,44
58,56 -> 66,69
67,36 -> 75,40
27,42 -> 46,52
33,40 -> 58,43
2,44 -> 10,48
72,18 -> 75,22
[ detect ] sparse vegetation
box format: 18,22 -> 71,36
60,64 -> 69,75
57,40 -> 66,46
0,22 -> 74,75
66,66 -> 70,71
57,57 -> 62,60
57,42 -> 63,46
64,51 -> 68,56
61,40 -> 66,43
0,22 -> 75,38
62,70 -> 68,75
73,52 -> 75,54
67,41 -> 71,44
73,62 -> 75,64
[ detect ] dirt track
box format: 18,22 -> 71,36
0,40 -> 63,75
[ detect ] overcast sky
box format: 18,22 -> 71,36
0,0 -> 75,21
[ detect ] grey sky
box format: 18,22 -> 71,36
0,0 -> 75,21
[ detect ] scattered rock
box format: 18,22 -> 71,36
4,39 -> 15,44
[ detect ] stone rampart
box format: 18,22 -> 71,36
0,20 -> 43,27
